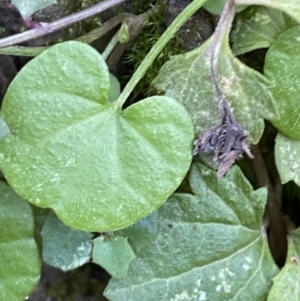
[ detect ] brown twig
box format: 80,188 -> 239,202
252,144 -> 287,266
0,0 -> 127,48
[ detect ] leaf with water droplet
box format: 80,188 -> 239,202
0,41 -> 194,232
104,163 -> 278,301
41,211 -> 92,271
0,181 -> 40,300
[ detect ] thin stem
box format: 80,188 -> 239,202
252,144 -> 287,266
0,0 -> 127,48
115,0 -> 207,108
102,29 -> 121,60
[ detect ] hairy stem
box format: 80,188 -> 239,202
0,0 -> 127,48
252,144 -> 287,266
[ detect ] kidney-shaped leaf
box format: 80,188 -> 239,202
232,6 -> 297,55
274,132 -> 300,186
264,26 -> 300,139
93,235 -> 135,279
0,41 -> 194,232
0,182 -> 40,301
41,211 -> 93,271
235,0 -> 300,23
12,0 -> 56,18
104,163 -> 278,301
267,228 -> 300,301
153,33 -> 278,143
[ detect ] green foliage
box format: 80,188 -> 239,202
0,41 -> 194,232
0,182 -> 40,301
104,164 -> 278,301
11,0 -> 55,17
2,0 -> 300,300
93,235 -> 135,279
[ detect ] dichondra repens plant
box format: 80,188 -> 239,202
1,0 -> 300,300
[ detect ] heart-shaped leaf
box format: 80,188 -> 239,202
232,6 -> 297,55
235,0 -> 300,23
0,181 -> 41,300
12,0 -> 56,18
267,228 -> 300,301
93,235 -> 135,279
104,163 -> 278,301
0,41 -> 194,232
41,211 -> 93,271
274,133 -> 300,186
264,25 -> 300,139
153,27 -> 278,144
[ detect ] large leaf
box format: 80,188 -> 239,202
0,41 -> 194,232
264,25 -> 300,139
104,163 -> 278,301
153,28 -> 278,144
41,211 -> 93,271
235,0 -> 300,23
0,182 -> 40,301
12,0 -> 56,18
232,6 -> 297,55
93,235 -> 135,279
274,133 -> 300,186
267,228 -> 300,300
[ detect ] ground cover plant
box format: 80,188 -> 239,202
0,0 -> 300,300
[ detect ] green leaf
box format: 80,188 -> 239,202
153,37 -> 278,144
235,0 -> 300,23
104,163 -> 278,301
203,0 -> 247,15
41,211 -> 92,271
264,25 -> 300,139
232,6 -> 297,55
108,74 -> 120,103
274,132 -> 300,186
0,182 -> 40,301
0,116 -> 10,140
267,228 -> 300,300
93,235 -> 135,279
0,41 -> 194,232
11,0 -> 56,18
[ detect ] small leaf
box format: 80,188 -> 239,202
267,228 -> 300,301
232,6 -> 297,55
0,41 -> 194,232
107,74 -> 120,103
274,132 -> 300,186
12,0 -> 56,18
264,25 -> 300,139
0,182 -> 41,300
41,211 -> 92,271
235,0 -> 300,23
153,37 -> 278,144
203,0 -> 247,15
93,235 -> 135,279
104,163 -> 278,301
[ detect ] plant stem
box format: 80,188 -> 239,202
252,144 -> 287,266
102,29 -> 121,60
0,0 -> 127,48
115,0 -> 207,108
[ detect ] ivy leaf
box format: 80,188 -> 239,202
93,235 -> 135,279
232,6 -> 297,55
0,182 -> 41,300
0,41 -> 194,232
41,211 -> 93,271
267,228 -> 300,300
274,133 -> 300,186
153,37 -> 278,144
104,163 -> 279,301
264,26 -> 300,139
203,0 -> 247,15
11,0 -> 56,18
235,0 -> 300,23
